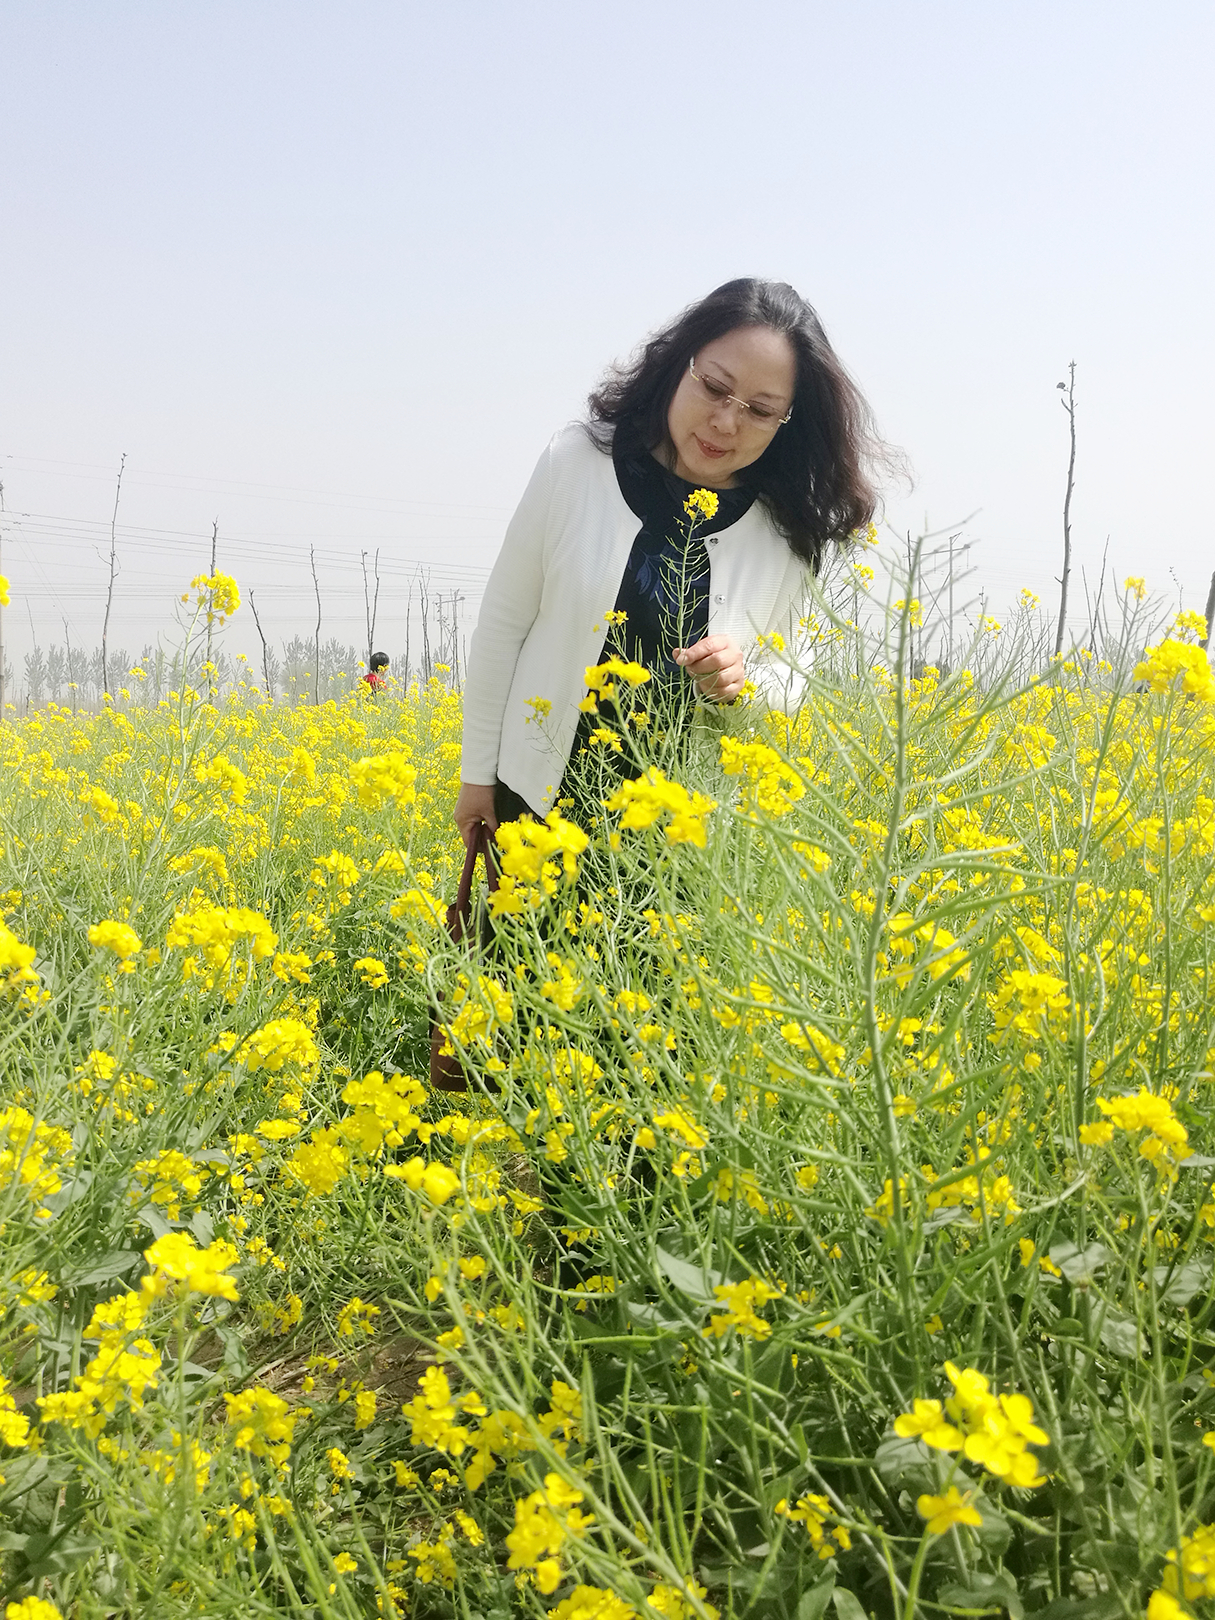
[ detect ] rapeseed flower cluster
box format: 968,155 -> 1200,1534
350,751 -> 418,808
684,488 -> 720,521
490,810 -> 589,914
87,917 -> 143,967
605,767 -> 716,847
6,1599 -> 65,1620
895,1362 -> 1049,1495
189,571 -> 241,620
705,1277 -> 782,1340
1148,1521 -> 1215,1618
223,1387 -> 297,1467
1134,638 -> 1215,702
546,1585 -> 719,1620
579,657 -> 651,715
774,1492 -> 852,1559
719,736 -> 806,818
144,1232 -> 241,1300
0,921 -> 41,1004
1091,1087 -> 1190,1173
166,902 -> 276,974
0,1106 -> 73,1214
38,1288 -> 162,1436
242,1017 -> 319,1074
504,1472 -> 594,1594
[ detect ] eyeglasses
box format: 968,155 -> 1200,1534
687,358 -> 793,428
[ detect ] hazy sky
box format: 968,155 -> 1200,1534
2,2 -> 1212,685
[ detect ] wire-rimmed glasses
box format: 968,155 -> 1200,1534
687,358 -> 793,428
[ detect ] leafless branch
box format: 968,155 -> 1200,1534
362,548 -> 382,669
1053,364 -> 1077,658
310,545 -> 322,706
1202,571 -> 1215,652
250,590 -> 274,700
206,518 -> 219,700
101,453 -> 126,698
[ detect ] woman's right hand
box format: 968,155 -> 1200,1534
454,782 -> 498,848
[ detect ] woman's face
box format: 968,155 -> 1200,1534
665,325 -> 797,487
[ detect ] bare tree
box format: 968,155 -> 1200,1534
101,453 -> 126,699
249,589 -> 275,699
1083,538 -> 1110,655
417,569 -> 432,681
0,477 -> 6,713
205,518 -> 219,698
403,572 -> 415,687
310,545 -> 322,706
1053,364 -> 1077,658
361,548 -> 382,668
63,617 -> 77,713
1202,571 -> 1215,652
450,590 -> 464,683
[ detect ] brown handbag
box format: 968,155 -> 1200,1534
429,821 -> 499,1094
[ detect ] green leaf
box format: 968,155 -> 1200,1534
41,1170 -> 94,1215
20,1531 -> 104,1580
1099,1310 -> 1141,1358
64,1248 -> 143,1287
799,1572 -> 836,1620
1032,1597 -> 1124,1620
791,1421 -> 809,1466
217,1322 -> 251,1380
1154,1260 -> 1211,1307
939,1571 -> 1023,1620
832,1585 -> 869,1620
0,1454 -> 50,1501
874,1432 -> 931,1485
654,1244 -> 720,1302
1049,1242 -> 1112,1284
973,1501 -> 1012,1557
133,1203 -> 173,1239
1050,1317 -> 1086,1341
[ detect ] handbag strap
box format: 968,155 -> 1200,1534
448,821 -> 499,944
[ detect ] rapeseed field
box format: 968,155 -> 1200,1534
1,572 -> 1214,1620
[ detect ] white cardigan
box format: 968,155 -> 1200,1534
461,424 -> 811,814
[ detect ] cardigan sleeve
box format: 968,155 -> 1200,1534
460,440 -> 555,785
742,567 -> 813,714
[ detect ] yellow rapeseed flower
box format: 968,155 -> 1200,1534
917,1485 -> 982,1535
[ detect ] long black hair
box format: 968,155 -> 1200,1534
587,278 -> 890,571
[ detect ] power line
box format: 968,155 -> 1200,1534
0,509 -> 494,587
0,453 -> 515,521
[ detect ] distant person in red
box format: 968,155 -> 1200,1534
362,652 -> 389,692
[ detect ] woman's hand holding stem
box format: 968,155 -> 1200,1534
674,633 -> 746,702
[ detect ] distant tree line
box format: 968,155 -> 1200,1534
10,585 -> 467,712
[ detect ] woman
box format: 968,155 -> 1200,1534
454,278 -> 883,847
